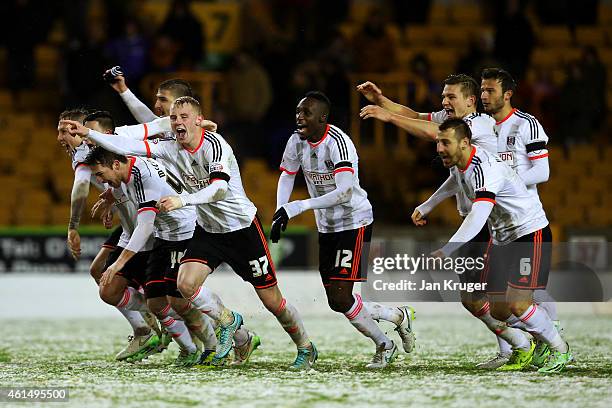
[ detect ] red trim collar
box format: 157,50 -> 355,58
184,128 -> 205,154
459,147 -> 476,173
125,156 -> 136,182
496,108 -> 517,125
308,125 -> 330,148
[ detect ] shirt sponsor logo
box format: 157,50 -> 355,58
499,151 -> 515,166
209,163 -> 223,172
182,173 -> 208,189
304,170 -> 335,185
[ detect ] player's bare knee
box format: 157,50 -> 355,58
489,301 -> 510,321
99,286 -> 122,306
509,301 -> 531,317
327,295 -> 353,314
177,275 -> 197,299
90,263 -> 103,283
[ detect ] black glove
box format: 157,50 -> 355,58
270,207 -> 289,243
103,66 -> 124,83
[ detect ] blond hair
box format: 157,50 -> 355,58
171,96 -> 202,115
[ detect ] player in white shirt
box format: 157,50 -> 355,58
56,109 -> 160,362
83,146 -> 219,367
359,75 -> 522,367
272,92 -> 416,369
81,112 -> 222,366
481,68 -> 560,368
61,97 -> 316,369
427,119 -> 572,373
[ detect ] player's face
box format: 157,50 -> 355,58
295,98 -> 326,141
480,79 -> 506,114
170,104 -> 202,144
441,84 -> 474,119
90,162 -> 122,188
155,89 -> 175,116
56,122 -> 77,151
436,129 -> 464,168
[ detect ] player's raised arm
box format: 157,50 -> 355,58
356,81 -> 427,119
104,66 -> 159,123
60,119 -> 165,158
413,175 -> 461,226
360,105 -> 440,141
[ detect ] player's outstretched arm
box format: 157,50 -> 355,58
61,119 -> 158,157
100,210 -> 155,286
437,200 -> 494,257
280,170 -> 353,219
159,179 -> 229,211
104,66 -> 159,123
415,175 -> 460,219
67,165 -> 92,260
360,105 -> 439,141
356,81 -> 425,119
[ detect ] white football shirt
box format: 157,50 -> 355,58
494,108 -> 549,199
280,124 -> 373,233
449,145 -> 549,244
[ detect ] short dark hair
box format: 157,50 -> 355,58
439,118 -> 472,141
83,110 -> 115,132
159,79 -> 194,99
304,91 -> 331,117
443,74 -> 479,99
59,108 -> 89,122
84,146 -> 128,168
481,68 -> 517,94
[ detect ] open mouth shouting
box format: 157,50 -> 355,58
175,125 -> 188,140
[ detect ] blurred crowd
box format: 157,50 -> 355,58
0,0 -> 609,225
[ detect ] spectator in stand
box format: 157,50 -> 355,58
158,0 -> 205,69
493,0 -> 534,80
1,0 -> 55,95
105,17 -> 148,88
351,7 -> 397,73
578,46 -> 607,131
558,61 -> 592,146
62,17 -> 111,106
224,51 -> 273,158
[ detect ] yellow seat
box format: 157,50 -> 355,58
549,206 -> 585,227
575,26 -> 606,46
428,4 -> 449,24
598,3 -> 612,24
449,5 -> 482,24
568,145 -> 600,164
586,206 -> 612,226
537,26 -> 572,47
49,204 -> 71,225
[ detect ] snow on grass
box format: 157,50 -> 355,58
1,313 -> 611,408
